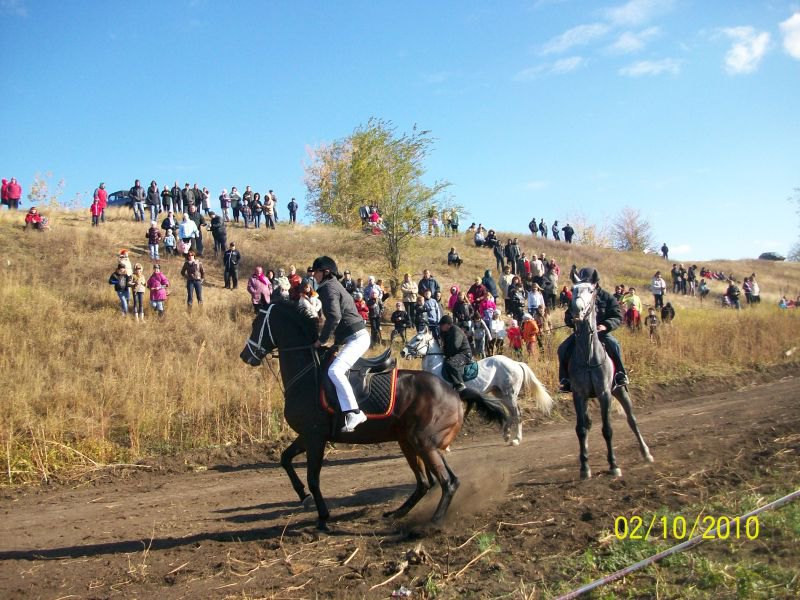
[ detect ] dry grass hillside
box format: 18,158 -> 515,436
1,207 -> 799,484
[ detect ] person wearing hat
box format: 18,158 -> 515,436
557,267 -> 628,392
146,220 -> 162,262
342,269 -> 356,295
389,301 -> 411,346
312,256 -> 370,432
223,242 -> 241,289
438,315 -> 473,392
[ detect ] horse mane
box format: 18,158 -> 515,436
271,301 -> 319,343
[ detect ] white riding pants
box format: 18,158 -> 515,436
328,329 -> 371,412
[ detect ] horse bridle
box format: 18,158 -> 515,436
404,331 -> 444,358
246,303 -> 319,395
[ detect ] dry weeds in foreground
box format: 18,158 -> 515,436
0,208 -> 798,483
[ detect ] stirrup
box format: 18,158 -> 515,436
613,372 -> 629,389
341,410 -> 367,433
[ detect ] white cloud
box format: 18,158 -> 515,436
524,180 -> 549,191
541,23 -> 610,54
779,12 -> 800,60
604,0 -> 674,27
551,56 -> 586,73
721,26 -> 770,74
608,26 -> 660,53
619,58 -> 680,76
0,0 -> 27,16
513,56 -> 585,80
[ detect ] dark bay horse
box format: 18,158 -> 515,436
240,302 -> 508,529
568,283 -> 654,480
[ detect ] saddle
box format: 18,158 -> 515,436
320,347 -> 398,419
441,360 -> 479,385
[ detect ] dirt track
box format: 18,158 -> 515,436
1,368 -> 799,599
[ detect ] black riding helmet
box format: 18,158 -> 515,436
311,255 -> 340,278
577,267 -> 600,284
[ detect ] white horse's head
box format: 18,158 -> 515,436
400,328 -> 436,359
571,283 -> 597,323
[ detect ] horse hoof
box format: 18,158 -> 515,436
317,520 -> 330,532
511,439 -> 520,447
610,468 -> 622,477
301,495 -> 315,510
580,470 -> 592,480
645,454 -> 654,463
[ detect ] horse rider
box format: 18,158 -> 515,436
311,255 -> 370,432
438,315 -> 473,392
557,267 -> 629,392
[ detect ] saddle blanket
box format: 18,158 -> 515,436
320,368 -> 398,419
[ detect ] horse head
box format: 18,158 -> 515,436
240,302 -> 318,366
570,283 -> 598,326
400,328 -> 435,359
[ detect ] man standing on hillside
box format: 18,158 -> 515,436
287,197 -> 299,223
507,238 -> 521,275
181,251 -> 205,309
171,181 -> 182,213
552,220 -> 560,241
186,204 -> 207,257
93,182 -> 108,223
661,242 -> 669,260
539,219 -> 548,238
129,179 -> 146,222
562,223 -> 575,244
417,269 -> 440,298
223,242 -> 240,289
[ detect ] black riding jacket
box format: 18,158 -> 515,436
442,325 -> 472,360
564,286 -> 622,332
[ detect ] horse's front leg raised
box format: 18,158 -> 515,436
281,436 -> 309,502
613,387 -> 654,463
599,392 -> 621,477
573,394 -> 591,480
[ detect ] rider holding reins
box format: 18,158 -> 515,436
557,267 -> 629,392
312,256 -> 370,432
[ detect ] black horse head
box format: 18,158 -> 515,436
240,301 -> 318,366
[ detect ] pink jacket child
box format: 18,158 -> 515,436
447,285 -> 460,311
146,267 -> 170,316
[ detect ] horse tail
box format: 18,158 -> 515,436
459,388 -> 508,428
519,363 -> 554,416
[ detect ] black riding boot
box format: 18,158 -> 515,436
602,333 -> 629,387
557,335 -> 573,391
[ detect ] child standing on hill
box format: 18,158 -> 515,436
90,198 -> 102,227
521,313 -> 540,358
489,310 -> 506,356
506,318 -> 523,358
645,307 -> 659,344
389,302 -> 411,345
147,264 -> 170,317
470,312 -> 492,359
130,263 -> 148,321
108,263 -> 132,316
117,250 -> 133,276
367,289 -> 384,346
146,221 -> 162,262
163,228 -> 177,257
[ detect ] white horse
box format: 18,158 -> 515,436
400,329 -> 553,445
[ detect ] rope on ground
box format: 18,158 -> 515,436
555,488 -> 800,600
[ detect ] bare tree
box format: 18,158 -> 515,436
567,211 -> 611,248
610,206 -> 654,252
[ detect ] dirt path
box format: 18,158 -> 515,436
1,371 -> 799,599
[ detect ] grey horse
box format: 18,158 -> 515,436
568,283 -> 654,479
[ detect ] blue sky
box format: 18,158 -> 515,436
1,0 -> 799,260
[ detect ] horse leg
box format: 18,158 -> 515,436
613,387 -> 654,463
510,395 -> 523,446
280,437 -> 310,503
424,447 -> 460,523
573,395 -> 591,480
599,392 -> 621,477
384,440 -> 430,519
498,395 -> 513,443
305,437 -> 330,530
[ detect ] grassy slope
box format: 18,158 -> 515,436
1,207 -> 799,482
